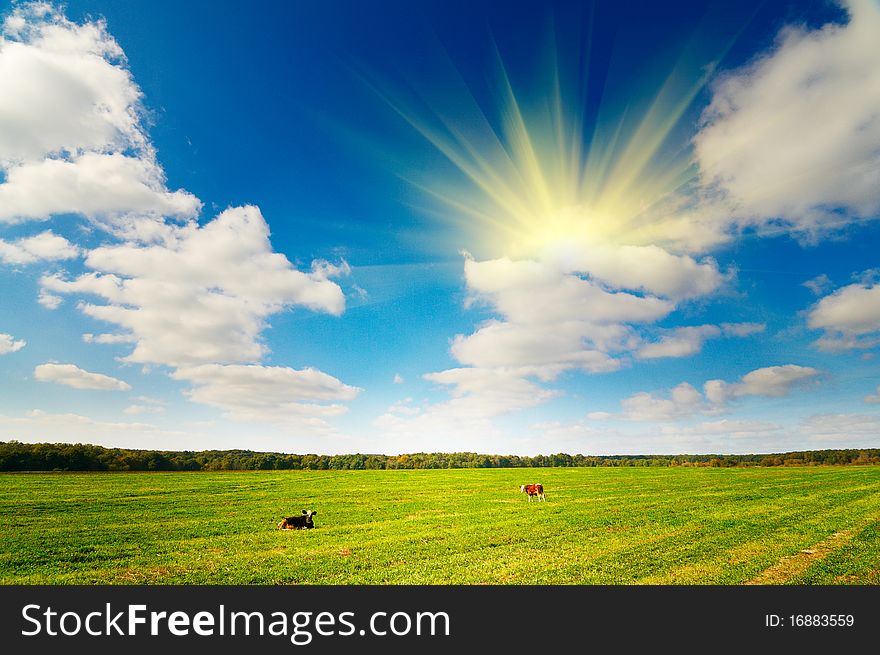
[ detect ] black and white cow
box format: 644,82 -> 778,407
278,509 -> 317,529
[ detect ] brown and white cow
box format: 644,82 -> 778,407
520,483 -> 545,502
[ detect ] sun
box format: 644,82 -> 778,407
372,24 -> 725,259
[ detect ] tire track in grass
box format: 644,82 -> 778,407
745,512 -> 880,585
631,487 -> 880,584
794,521 -> 880,584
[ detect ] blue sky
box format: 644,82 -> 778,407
1,0 -> 879,455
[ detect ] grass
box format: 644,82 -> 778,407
1,466 -> 879,584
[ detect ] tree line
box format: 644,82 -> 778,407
1,440 -> 879,471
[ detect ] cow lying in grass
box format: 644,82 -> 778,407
520,483 -> 546,502
278,510 -> 317,529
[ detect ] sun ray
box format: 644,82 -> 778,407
360,8 -> 746,260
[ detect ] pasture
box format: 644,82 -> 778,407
1,466 -> 879,584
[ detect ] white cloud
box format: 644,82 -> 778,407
171,364 -> 361,428
123,404 -> 164,415
636,322 -> 764,360
0,153 -> 201,226
422,367 -> 559,418
393,373 -> 403,384
729,365 -> 821,397
806,279 -> 880,351
547,242 -> 726,300
451,319 -> 623,374
0,332 -> 26,354
693,0 -> 880,238
720,322 -> 766,338
464,255 -> 674,326
621,382 -> 709,421
374,367 -> 557,447
0,3 -> 140,161
82,332 -> 137,345
0,4 -> 200,228
621,365 -> 821,421
42,205 -> 348,368
800,413 -> 880,444
803,274 -> 833,296
34,362 -> 131,390
385,398 -> 420,416
0,230 -> 79,264
391,246 -> 728,437
381,251 -> 676,436
449,255 -> 672,376
134,395 -> 165,405
37,289 -> 62,309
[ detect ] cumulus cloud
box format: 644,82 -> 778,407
42,205 -> 348,367
0,3 -> 200,228
0,154 -> 200,227
381,252 -> 671,436
621,365 -> 820,421
621,382 -> 708,421
45,207 -> 358,429
451,319 -> 623,374
389,246 -> 727,438
171,364 -> 360,428
0,332 -> 26,354
0,230 -> 79,265
37,289 -> 62,309
451,255 -> 670,375
34,362 -> 131,390
637,322 -> 764,360
692,0 -> 880,239
464,255 -> 674,326
806,278 -> 880,351
708,365 -> 822,402
0,3 -> 137,160
548,242 -> 726,300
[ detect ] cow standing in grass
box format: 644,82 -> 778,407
278,510 -> 317,529
520,484 -> 546,502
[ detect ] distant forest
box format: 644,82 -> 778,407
1,441 -> 879,471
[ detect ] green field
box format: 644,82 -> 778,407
2,466 -> 879,584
